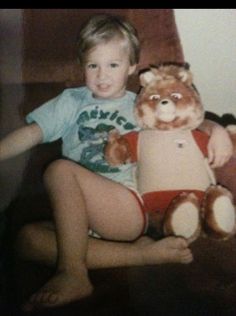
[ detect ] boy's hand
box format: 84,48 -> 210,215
207,125 -> 233,168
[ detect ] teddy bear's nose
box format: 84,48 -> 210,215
161,100 -> 169,105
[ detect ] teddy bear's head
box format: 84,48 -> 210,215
134,63 -> 204,131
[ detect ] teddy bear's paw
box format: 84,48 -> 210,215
107,129 -> 121,142
104,130 -> 131,166
226,124 -> 236,134
164,193 -> 201,242
202,185 -> 236,239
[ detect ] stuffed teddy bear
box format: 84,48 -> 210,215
104,62 -> 236,243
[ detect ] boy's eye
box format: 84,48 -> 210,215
171,93 -> 182,100
87,64 -> 97,69
110,63 -> 119,68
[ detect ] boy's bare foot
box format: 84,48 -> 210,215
22,269 -> 93,312
136,236 -> 193,265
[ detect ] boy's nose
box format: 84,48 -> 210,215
97,67 -> 107,80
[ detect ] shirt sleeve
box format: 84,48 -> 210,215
25,89 -> 80,143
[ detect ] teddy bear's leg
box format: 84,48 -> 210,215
202,185 -> 236,239
163,192 -> 201,243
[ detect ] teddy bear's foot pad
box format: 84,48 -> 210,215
164,193 -> 200,241
171,201 -> 199,239
212,195 -> 235,234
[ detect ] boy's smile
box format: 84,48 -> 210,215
97,84 -> 111,92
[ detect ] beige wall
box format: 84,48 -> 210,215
175,9 -> 236,116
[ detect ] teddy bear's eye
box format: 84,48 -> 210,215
171,93 -> 182,100
149,94 -> 160,100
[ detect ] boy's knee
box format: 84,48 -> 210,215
43,159 -> 74,183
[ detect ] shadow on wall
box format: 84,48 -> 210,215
0,10 -> 27,213
0,84 -> 29,213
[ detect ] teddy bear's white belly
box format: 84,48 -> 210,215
137,130 -> 213,194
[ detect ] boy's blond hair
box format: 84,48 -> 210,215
77,14 -> 140,66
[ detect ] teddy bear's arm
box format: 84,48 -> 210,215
226,125 -> 236,153
193,129 -> 217,184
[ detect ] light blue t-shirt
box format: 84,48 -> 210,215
26,86 -> 139,188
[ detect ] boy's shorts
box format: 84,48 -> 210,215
88,188 -> 148,239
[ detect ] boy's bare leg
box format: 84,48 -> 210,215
22,159 -> 147,311
21,159 -> 193,311
17,221 -> 193,269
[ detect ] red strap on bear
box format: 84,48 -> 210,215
122,131 -> 139,162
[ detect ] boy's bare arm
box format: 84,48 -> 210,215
198,119 -> 219,135
0,123 -> 43,161
199,119 -> 233,167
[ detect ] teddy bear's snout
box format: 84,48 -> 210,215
158,99 -> 175,112
156,99 -> 176,122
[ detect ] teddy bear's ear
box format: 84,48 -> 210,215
139,70 -> 157,87
177,68 -> 193,85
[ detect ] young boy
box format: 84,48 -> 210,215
0,14 -> 233,310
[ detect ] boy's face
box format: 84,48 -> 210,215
84,39 -> 136,99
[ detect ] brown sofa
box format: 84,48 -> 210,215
1,9 -> 236,316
